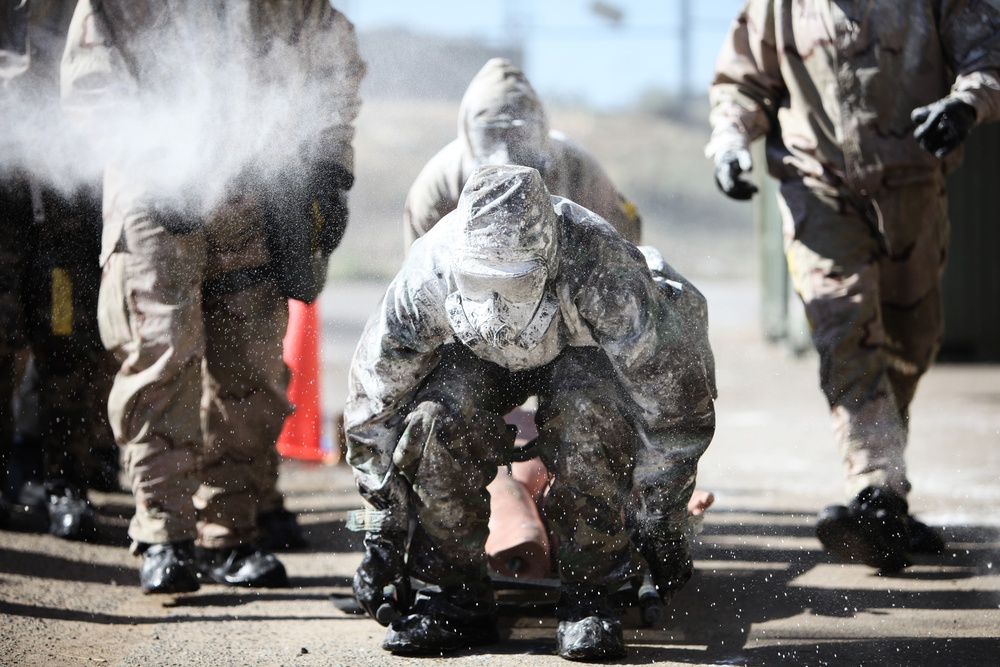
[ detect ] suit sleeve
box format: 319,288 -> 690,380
555,134 -> 642,244
939,0 -> 1000,125
402,141 -> 466,247
301,5 -> 367,175
343,248 -> 452,500
60,0 -> 133,132
572,226 -> 717,528
706,0 -> 784,157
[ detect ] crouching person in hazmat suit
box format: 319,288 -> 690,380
345,165 -> 716,661
401,56 -> 714,575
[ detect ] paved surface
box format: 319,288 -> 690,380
1,278 -> 998,666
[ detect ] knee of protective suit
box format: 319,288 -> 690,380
539,388 -> 634,457
537,390 -> 637,529
203,281 -> 288,398
403,401 -> 504,585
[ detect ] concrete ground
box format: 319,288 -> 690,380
1,278 -> 998,667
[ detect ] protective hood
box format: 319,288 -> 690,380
458,58 -> 550,166
448,164 -> 561,359
454,164 -> 559,271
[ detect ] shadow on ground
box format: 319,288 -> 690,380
486,508 -> 1000,665
2,504 -> 997,665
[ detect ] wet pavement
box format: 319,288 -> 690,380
1,277 -> 997,666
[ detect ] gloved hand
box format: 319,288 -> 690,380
262,161 -> 353,302
306,161 -> 353,255
912,98 -> 976,158
393,401 -> 447,472
353,530 -> 409,625
635,532 -> 693,604
713,148 -> 758,200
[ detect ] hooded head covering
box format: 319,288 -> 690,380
454,164 -> 557,276
449,165 -> 559,350
458,58 -> 550,172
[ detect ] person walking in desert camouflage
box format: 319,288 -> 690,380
707,0 -> 1000,572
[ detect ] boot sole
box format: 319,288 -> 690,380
199,568 -> 289,588
559,645 -> 627,661
382,636 -> 497,656
382,619 -> 499,655
142,573 -> 201,595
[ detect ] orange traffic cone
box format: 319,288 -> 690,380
276,298 -> 326,461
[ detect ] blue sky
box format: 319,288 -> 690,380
340,0 -> 746,109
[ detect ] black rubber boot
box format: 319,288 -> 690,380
555,583 -> 626,662
195,544 -> 289,588
816,486 -> 911,573
11,478 -> 49,532
139,542 -> 201,595
381,582 -> 499,655
908,516 -> 945,555
353,531 -> 410,625
257,507 -> 309,551
6,441 -> 49,533
6,436 -> 43,502
45,480 -> 97,541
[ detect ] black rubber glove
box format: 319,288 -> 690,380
262,161 -> 352,302
353,530 -> 409,626
713,148 -> 758,200
306,161 -> 353,255
912,98 -> 976,158
634,532 -> 693,604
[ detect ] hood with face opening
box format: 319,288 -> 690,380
448,165 -> 561,353
458,58 -> 549,166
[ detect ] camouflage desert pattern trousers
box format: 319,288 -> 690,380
99,166 -> 290,549
779,174 -> 948,499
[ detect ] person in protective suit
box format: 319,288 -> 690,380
346,165 -> 716,660
402,55 -> 714,581
0,0 -> 115,539
61,0 -> 365,593
404,57 -> 642,246
706,0 -> 1000,572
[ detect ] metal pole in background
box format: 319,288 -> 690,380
505,0 -> 528,68
679,0 -> 691,100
